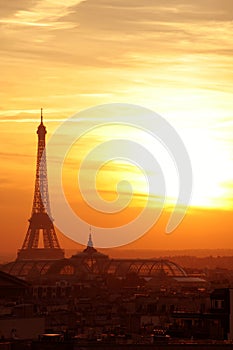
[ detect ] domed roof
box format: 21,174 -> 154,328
71,246 -> 108,260
2,260 -> 55,279
105,259 -> 187,278
71,234 -> 109,261
45,258 -> 88,277
147,260 -> 187,277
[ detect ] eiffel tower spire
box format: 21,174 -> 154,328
17,110 -> 64,260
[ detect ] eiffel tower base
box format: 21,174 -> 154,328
17,248 -> 64,260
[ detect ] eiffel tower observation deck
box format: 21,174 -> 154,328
17,109 -> 64,260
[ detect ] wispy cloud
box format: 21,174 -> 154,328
0,0 -> 85,29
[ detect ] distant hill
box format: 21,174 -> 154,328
65,248 -> 233,259
2,249 -> 233,270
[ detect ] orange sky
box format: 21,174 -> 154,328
0,0 -> 232,255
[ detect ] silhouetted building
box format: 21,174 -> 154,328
0,270 -> 29,298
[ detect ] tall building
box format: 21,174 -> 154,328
17,109 -> 64,260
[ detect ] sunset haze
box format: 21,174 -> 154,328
0,0 -> 232,255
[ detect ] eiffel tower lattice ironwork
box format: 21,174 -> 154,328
17,109 -> 64,260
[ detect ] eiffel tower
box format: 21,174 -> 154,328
17,109 -> 64,260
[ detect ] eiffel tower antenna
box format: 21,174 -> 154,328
17,109 -> 64,260
40,107 -> 43,123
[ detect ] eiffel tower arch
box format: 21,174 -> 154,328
17,109 -> 64,260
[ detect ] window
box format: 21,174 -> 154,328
60,265 -> 75,275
